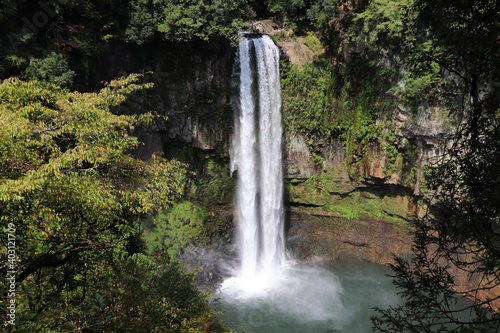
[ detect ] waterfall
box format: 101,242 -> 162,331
231,33 -> 285,279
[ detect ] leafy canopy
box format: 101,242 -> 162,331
363,0 -> 500,331
0,75 -> 230,331
125,0 -> 254,44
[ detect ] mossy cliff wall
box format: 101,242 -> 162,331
268,15 -> 456,260
101,35 -> 450,262
277,34 -> 450,225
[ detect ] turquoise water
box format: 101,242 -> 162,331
217,261 -> 401,333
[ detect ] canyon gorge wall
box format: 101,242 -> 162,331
95,24 -> 453,262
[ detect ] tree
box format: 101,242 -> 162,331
24,52 -> 76,87
0,75 -> 227,331
263,0 -> 308,25
366,0 -> 500,331
125,0 -> 254,44
0,0 -> 129,89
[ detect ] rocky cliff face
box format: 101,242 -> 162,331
279,51 -> 448,227
97,40 -> 235,161
241,18 -> 446,224
283,105 -> 448,212
102,33 -> 451,262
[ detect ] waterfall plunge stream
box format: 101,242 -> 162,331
218,33 -> 401,332
230,33 -> 285,280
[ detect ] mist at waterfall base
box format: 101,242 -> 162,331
219,262 -> 400,333
218,33 -> 400,332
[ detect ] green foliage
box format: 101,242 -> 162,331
288,172 -> 414,225
401,143 -> 420,187
281,59 -> 335,134
370,0 -> 500,331
281,57 -> 384,175
264,0 -> 307,25
126,0 -> 253,44
346,0 -> 444,104
0,0 -> 18,23
79,253 -> 228,333
124,0 -> 159,44
341,103 -> 382,168
350,0 -> 416,48
142,201 -> 209,258
306,0 -> 339,29
24,52 -> 76,87
379,121 -> 400,175
302,33 -> 324,55
10,248 -> 229,332
192,158 -> 234,206
0,75 -> 230,331
0,0 -> 129,88
416,0 -> 499,79
391,42 -> 443,104
419,165 -> 437,197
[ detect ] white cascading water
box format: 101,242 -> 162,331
218,34 -> 397,333
219,35 -> 351,333
230,33 -> 285,281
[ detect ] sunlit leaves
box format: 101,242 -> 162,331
0,74 -> 190,331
